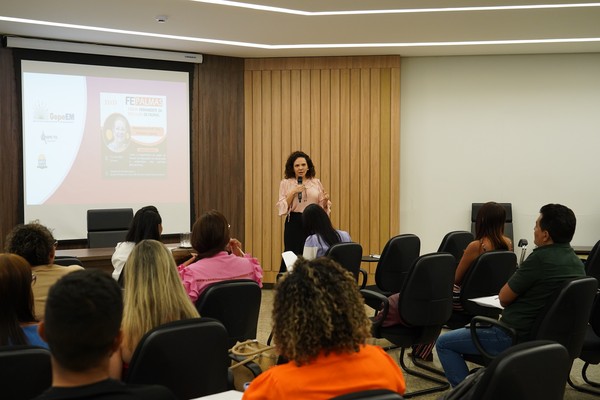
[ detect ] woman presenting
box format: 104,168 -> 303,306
277,151 -> 330,272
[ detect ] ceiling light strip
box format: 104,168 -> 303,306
192,0 -> 600,15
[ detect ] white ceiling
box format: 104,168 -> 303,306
1,0 -> 600,58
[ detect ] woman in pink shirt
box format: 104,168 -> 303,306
178,210 -> 263,302
276,151 -> 331,272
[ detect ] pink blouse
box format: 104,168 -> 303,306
276,178 -> 331,216
178,251 -> 263,303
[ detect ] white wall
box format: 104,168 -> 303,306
400,53 -> 600,253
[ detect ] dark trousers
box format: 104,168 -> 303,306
279,212 -> 306,272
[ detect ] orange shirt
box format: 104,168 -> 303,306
242,345 -> 405,400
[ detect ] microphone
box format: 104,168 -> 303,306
297,176 -> 303,203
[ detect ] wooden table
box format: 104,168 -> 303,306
56,246 -> 194,273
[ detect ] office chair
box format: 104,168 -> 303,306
361,252 -> 455,398
437,230 -> 474,266
53,256 -> 83,267
467,276 -> 597,367
363,234 -> 420,309
568,278 -> 600,394
326,242 -> 367,289
125,318 -> 230,399
330,389 -> 404,400
0,345 -> 52,400
445,251 -> 517,329
86,208 -> 133,248
584,239 -> 600,282
445,341 -> 570,400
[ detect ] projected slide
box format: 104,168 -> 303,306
21,60 -> 191,240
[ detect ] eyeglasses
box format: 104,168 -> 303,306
31,273 -> 37,286
53,240 -> 58,247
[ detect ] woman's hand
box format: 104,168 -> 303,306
227,238 -> 245,257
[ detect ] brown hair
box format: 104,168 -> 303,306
0,253 -> 36,346
191,210 -> 230,259
284,151 -> 316,179
272,257 -> 371,365
475,202 -> 509,251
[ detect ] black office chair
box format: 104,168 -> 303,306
53,256 -> 83,267
330,389 -> 404,400
361,252 -> 455,398
445,251 -> 517,329
467,276 -> 597,367
194,279 -> 262,349
568,286 -> 600,395
125,318 -> 230,399
444,341 -> 570,400
87,208 -> 133,248
584,239 -> 600,282
326,242 -> 367,289
0,345 -> 52,400
437,230 -> 474,266
363,234 -> 420,308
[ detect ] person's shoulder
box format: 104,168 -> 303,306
127,384 -> 177,399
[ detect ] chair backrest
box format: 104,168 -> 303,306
471,203 -> 513,244
398,252 -> 455,329
375,234 -> 420,293
125,318 -> 230,399
330,389 -> 404,400
459,251 -> 517,317
87,208 -> 133,248
585,239 -> 600,282
194,279 -> 262,348
53,256 -> 83,267
471,340 -> 570,400
326,242 -> 363,282
437,230 -> 474,266
0,345 -> 52,400
531,276 -> 598,360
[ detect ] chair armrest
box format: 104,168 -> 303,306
360,289 -> 389,336
469,316 -> 517,362
358,268 -> 368,290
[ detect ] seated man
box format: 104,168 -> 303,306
436,203 -> 585,387
35,269 -> 176,399
4,222 -> 83,320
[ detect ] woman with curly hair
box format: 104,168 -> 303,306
243,257 -> 405,399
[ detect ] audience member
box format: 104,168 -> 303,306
111,205 -> 162,282
453,201 -> 513,311
5,222 -> 83,320
302,204 -> 351,258
35,269 -> 175,399
436,203 -> 585,387
243,257 -> 405,399
109,240 -> 199,379
0,253 -> 47,348
178,210 -> 263,302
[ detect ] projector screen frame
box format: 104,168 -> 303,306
13,48 -> 196,245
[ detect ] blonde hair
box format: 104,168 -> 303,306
122,240 -> 199,353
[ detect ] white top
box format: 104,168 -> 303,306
111,241 -> 135,281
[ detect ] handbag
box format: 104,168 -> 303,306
229,340 -> 279,391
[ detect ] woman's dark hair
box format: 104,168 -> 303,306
475,202 -> 509,251
0,253 -> 37,346
539,203 -> 576,244
284,151 -> 315,179
272,257 -> 371,365
125,206 -> 162,243
191,210 -> 230,259
302,204 -> 341,247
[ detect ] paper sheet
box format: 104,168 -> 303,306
468,295 -> 504,309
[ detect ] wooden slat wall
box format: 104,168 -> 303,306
244,56 -> 401,284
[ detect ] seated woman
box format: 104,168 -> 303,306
243,257 -> 405,400
178,210 -> 263,303
453,201 -> 513,310
302,204 -> 351,259
0,253 -> 48,348
109,240 -> 199,379
111,205 -> 162,283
